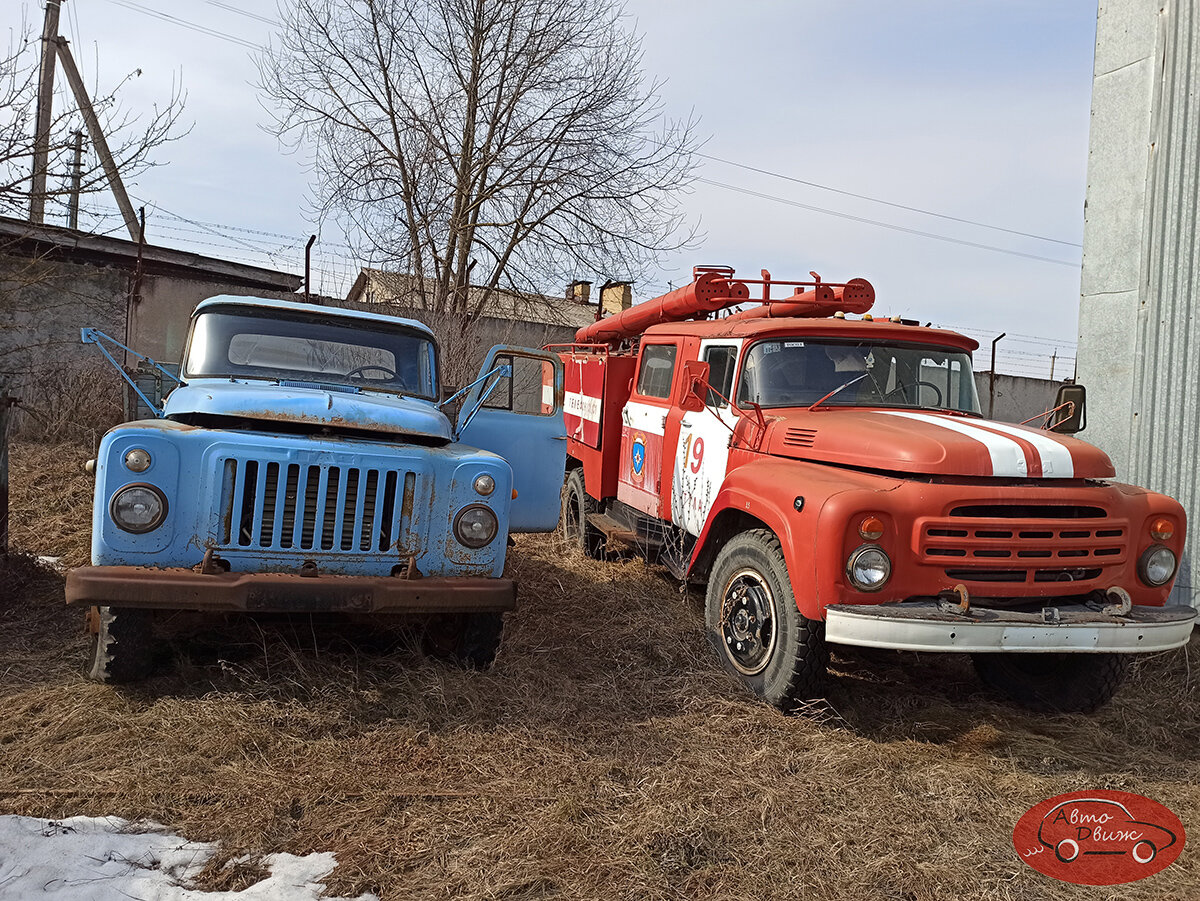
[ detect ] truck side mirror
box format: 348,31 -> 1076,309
1049,384 -> 1086,434
680,360 -> 711,413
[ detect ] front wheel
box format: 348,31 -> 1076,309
705,530 -> 827,712
86,606 -> 156,683
971,652 -> 1129,713
423,612 -> 504,669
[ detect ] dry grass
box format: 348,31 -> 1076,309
2,439 -> 1199,900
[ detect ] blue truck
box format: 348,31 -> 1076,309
66,295 -> 566,681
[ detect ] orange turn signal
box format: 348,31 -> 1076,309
1150,517 -> 1174,541
859,516 -> 885,541
512,489 -> 519,499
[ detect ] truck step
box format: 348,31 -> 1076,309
586,512 -> 664,550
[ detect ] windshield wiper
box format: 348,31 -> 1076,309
808,373 -> 871,411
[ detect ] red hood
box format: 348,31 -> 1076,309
762,409 -> 1115,479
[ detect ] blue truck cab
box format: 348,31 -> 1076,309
66,296 -> 567,681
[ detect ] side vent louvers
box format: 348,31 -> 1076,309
783,428 -> 818,448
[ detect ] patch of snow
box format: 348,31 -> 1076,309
0,815 -> 377,900
35,556 -> 64,572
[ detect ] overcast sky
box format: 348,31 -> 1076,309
14,0 -> 1098,377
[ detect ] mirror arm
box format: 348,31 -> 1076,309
1022,400 -> 1074,430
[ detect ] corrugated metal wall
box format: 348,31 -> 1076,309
1131,1 -> 1200,606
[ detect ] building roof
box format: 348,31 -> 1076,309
195,294 -> 434,336
0,215 -> 303,292
346,268 -> 598,330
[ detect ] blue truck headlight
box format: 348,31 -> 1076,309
454,504 -> 498,548
473,473 -> 496,496
110,484 -> 168,533
846,545 -> 891,592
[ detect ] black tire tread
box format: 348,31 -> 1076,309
87,606 -> 155,683
563,468 -> 606,559
972,652 -> 1129,713
707,529 -> 827,712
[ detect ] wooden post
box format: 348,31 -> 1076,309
53,37 -> 141,241
0,395 -> 13,556
29,0 -> 62,224
68,129 -> 83,230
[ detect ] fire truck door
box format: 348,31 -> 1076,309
456,346 -> 566,532
672,340 -> 743,536
617,342 -> 676,517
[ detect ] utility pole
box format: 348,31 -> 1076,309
54,37 -> 141,241
68,130 -> 84,230
1049,349 -> 1057,381
29,0 -> 63,224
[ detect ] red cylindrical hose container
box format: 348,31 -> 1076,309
724,277 -> 875,321
575,271 -> 750,344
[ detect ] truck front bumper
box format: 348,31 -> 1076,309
825,600 -> 1195,653
66,566 -> 517,614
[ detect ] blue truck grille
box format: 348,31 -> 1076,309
220,458 -> 417,553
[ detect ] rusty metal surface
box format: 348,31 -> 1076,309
66,566 -> 517,614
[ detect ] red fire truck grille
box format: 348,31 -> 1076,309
918,505 -> 1127,585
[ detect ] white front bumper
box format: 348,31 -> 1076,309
824,601 -> 1196,654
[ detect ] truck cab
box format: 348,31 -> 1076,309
68,296 -> 566,681
558,267 -> 1194,713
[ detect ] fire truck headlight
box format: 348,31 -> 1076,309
1139,545 -> 1177,587
454,504 -> 498,549
847,545 -> 891,592
110,484 -> 167,534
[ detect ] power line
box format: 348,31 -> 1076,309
698,152 -> 1081,248
98,0 -> 262,51
696,178 -> 1082,268
202,0 -> 280,28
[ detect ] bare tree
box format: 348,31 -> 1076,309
258,0 -> 698,363
0,15 -> 187,223
0,16 -> 187,436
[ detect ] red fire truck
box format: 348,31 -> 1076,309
555,266 -> 1195,713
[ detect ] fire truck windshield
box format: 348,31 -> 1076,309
736,338 -> 981,413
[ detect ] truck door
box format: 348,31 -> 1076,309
617,342 -> 677,517
672,340 -> 744,536
456,346 -> 566,532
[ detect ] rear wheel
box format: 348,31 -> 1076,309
86,606 -> 156,683
971,652 -> 1129,713
705,530 -> 827,711
561,468 -> 606,559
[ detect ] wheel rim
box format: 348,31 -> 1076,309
719,568 -> 778,675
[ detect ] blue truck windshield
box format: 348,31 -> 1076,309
736,338 -> 981,413
184,308 -> 438,399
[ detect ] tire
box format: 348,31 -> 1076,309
1055,839 -> 1080,863
971,652 -> 1129,713
86,606 -> 156,683
423,612 -> 504,670
561,468 -> 606,559
705,530 -> 827,712
1132,839 -> 1157,865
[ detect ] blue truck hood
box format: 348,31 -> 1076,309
162,380 -> 452,441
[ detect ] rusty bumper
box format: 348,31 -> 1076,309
66,566 -> 517,614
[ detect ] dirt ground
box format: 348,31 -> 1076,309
2,440 -> 1198,900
